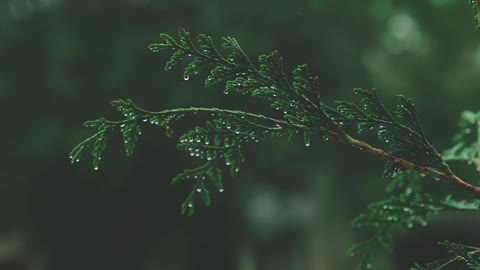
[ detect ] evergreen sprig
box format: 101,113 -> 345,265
71,24 -> 480,269
444,111 -> 480,171
350,171 -> 480,270
72,27 -> 480,213
468,0 -> 480,28
412,241 -> 480,270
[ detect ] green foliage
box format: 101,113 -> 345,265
71,26 -> 480,269
444,111 -> 480,171
331,90 -> 448,177
467,0 -> 480,28
69,118 -> 113,170
350,171 -> 480,269
73,28 -> 451,215
412,241 -> 480,270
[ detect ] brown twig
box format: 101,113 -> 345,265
331,132 -> 480,199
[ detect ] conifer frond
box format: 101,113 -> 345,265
351,171 -> 480,270
412,241 -> 480,270
444,111 -> 480,171
71,97 -> 298,214
331,90 -> 448,176
150,28 -> 449,179
467,0 -> 480,28
72,28 -> 480,217
350,172 -> 432,270
69,118 -> 113,170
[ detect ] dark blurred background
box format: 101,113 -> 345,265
2,0 -> 480,269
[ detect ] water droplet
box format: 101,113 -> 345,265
188,203 -> 193,208
94,166 -> 99,171
183,74 -> 190,81
196,188 -> 202,193
219,188 -> 224,192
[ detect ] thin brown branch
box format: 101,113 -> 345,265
331,133 -> 480,198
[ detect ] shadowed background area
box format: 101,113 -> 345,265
1,0 -> 480,269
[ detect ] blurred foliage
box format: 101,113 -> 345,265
2,0 -> 480,270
